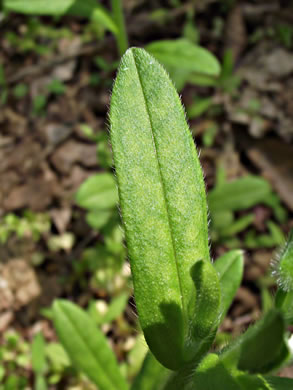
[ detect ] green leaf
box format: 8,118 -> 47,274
4,0 -> 92,16
75,173 -> 118,210
53,300 -> 129,390
220,309 -> 288,374
275,288 -> 293,324
32,333 -> 47,375
219,214 -> 254,237
4,0 -> 118,33
187,97 -> 213,119
110,47 -> 219,370
265,377 -> 293,390
89,293 -> 129,325
131,352 -> 171,390
145,39 -> 220,90
236,373 -> 271,389
146,39 -> 221,77
214,250 -> 244,322
91,7 -> 119,35
35,375 -> 47,390
211,210 -> 234,232
86,209 -> 113,230
192,354 -> 242,390
208,176 -> 272,212
273,229 -> 293,292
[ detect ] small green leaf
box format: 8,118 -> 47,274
146,39 -> 220,77
220,309 -> 288,374
131,352 -> 171,390
86,209 -> 113,230
53,300 -> 128,390
189,260 -> 221,360
219,214 -> 254,237
208,176 -> 272,212
187,97 -> 213,119
32,333 -> 47,375
214,250 -> 244,322
75,173 -> 118,210
45,343 -> 70,371
89,293 -> 129,325
91,7 -> 119,35
110,48 -> 219,370
35,375 -> 47,390
146,39 -> 220,90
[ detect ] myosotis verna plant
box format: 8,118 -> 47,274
52,48 -> 293,390
109,48 -> 293,388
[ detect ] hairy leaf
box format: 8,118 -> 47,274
110,47 -> 220,369
273,229 -> 293,292
53,300 -> 128,390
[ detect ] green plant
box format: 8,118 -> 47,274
208,171 -> 287,248
3,0 -> 125,56
51,48 -> 293,389
3,1 -> 221,90
0,210 -> 51,244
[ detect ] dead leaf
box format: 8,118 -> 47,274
0,259 -> 41,311
247,139 -> 293,211
50,140 -> 97,174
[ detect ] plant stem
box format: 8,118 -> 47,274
111,0 -> 128,56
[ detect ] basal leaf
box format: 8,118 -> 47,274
214,250 -> 244,322
75,173 -> 118,210
110,48 -> 219,370
53,300 -> 128,390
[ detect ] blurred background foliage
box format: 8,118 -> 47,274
0,0 -> 293,388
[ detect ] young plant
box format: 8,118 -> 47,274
52,48 -> 293,389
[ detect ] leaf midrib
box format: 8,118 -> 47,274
131,51 -> 186,318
